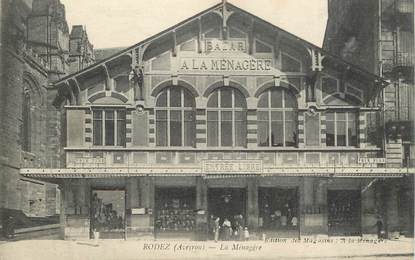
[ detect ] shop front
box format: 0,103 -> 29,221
91,189 -> 126,239
207,188 -> 247,240
154,187 -> 196,239
258,187 -> 299,238
327,189 -> 361,236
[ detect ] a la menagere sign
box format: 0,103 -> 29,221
179,39 -> 273,73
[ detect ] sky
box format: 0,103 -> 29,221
60,0 -> 328,49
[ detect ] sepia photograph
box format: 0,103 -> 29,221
0,0 -> 414,259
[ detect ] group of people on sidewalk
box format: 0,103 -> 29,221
209,215 -> 250,242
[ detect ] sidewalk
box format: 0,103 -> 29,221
0,237 -> 413,260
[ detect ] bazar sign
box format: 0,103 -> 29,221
179,57 -> 272,72
202,160 -> 263,174
358,157 -> 386,164
205,39 -> 246,52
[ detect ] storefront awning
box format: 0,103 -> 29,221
20,167 -> 415,179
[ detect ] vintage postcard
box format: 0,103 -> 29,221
0,0 -> 414,259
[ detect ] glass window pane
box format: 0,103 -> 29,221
156,111 -> 167,146
337,112 -> 346,120
326,120 -> 335,146
285,120 -> 296,147
156,90 -> 167,107
184,111 -> 195,147
221,120 -> 233,146
235,120 -> 246,147
258,92 -> 269,108
234,89 -> 246,108
170,111 -> 182,146
336,121 -> 346,146
184,111 -> 196,146
271,111 -> 283,121
207,91 -> 218,107
93,118 -> 103,146
93,110 -> 102,119
117,119 -> 126,146
117,110 -> 126,146
257,120 -> 269,146
348,113 -> 358,146
271,89 -> 283,108
105,111 -> 114,120
170,88 -> 181,107
207,111 -> 219,146
234,111 -> 246,121
221,111 -> 232,121
117,110 -> 126,120
183,89 -> 194,107
220,88 -> 232,108
271,121 -> 283,146
284,91 -> 297,108
326,112 -> 335,121
105,114 -> 115,146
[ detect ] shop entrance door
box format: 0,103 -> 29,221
328,190 -> 361,236
208,188 -> 246,240
90,189 -> 126,239
258,187 -> 299,237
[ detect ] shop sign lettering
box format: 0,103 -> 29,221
202,160 -> 263,174
73,157 -> 105,164
205,39 -> 246,52
358,157 -> 386,164
179,57 -> 272,72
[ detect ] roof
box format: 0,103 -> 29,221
94,47 -> 126,62
54,1 -> 385,85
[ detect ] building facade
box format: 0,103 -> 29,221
324,0 -> 414,166
323,0 -> 414,237
22,2 -> 414,240
0,0 -> 93,235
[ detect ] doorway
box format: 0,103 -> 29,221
208,188 -> 246,240
90,189 -> 126,239
328,190 -> 361,236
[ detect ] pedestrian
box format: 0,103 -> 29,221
375,215 -> 385,239
222,218 -> 232,241
243,227 -> 250,241
213,217 -> 220,242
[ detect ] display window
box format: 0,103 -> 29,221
328,190 -> 361,236
154,187 -> 196,234
90,189 -> 126,239
258,188 -> 299,231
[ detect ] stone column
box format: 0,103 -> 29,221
247,178 -> 259,232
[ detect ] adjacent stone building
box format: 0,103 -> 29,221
22,2 -> 414,240
324,0 -> 414,237
0,0 -> 93,234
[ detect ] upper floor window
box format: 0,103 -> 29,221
326,111 -> 358,147
155,87 -> 195,147
257,88 -> 298,147
93,109 -> 126,146
21,90 -> 31,152
207,87 -> 247,147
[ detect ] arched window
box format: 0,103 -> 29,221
21,88 -> 31,152
155,86 -> 195,147
257,88 -> 298,147
207,87 -> 247,147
